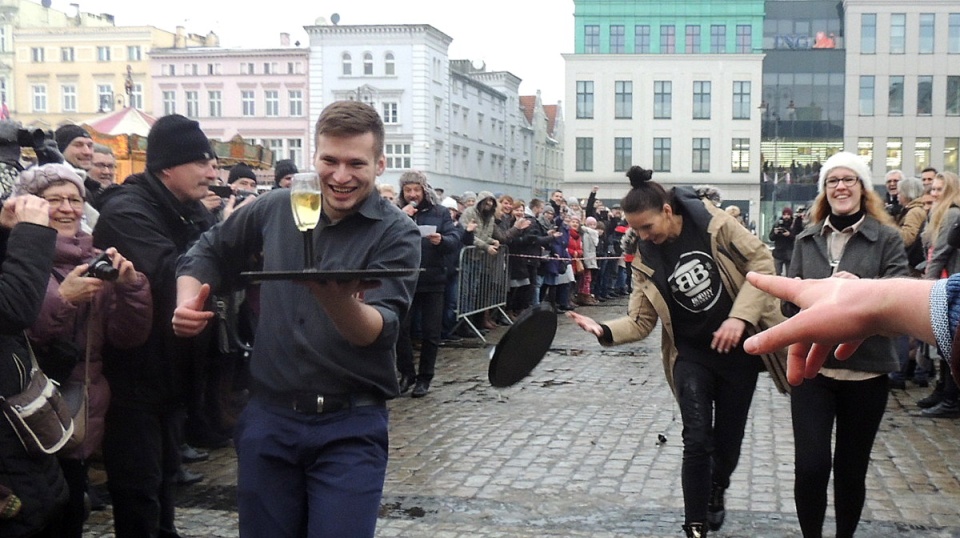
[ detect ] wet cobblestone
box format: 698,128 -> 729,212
83,298 -> 960,537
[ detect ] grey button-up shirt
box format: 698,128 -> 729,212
177,188 -> 420,398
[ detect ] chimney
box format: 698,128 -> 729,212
175,26 -> 185,48
280,33 -> 290,47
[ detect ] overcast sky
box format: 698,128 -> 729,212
67,0 -> 573,105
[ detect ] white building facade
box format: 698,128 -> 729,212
843,0 -> 960,176
304,23 -> 544,199
564,54 -> 764,205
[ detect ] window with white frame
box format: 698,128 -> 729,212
576,137 -> 593,171
693,81 -> 711,119
265,90 -> 279,117
61,85 -> 77,112
289,90 -> 303,116
951,14 -> 960,54
576,80 -> 594,119
32,85 -> 47,112
385,143 -> 411,169
384,53 -> 395,75
919,13 -> 935,54
859,76 -> 875,116
31,47 -> 44,63
287,138 -> 303,165
732,81 -> 751,119
735,25 -> 751,53
610,25 -> 625,53
614,137 -> 632,172
653,137 -> 671,172
693,138 -> 710,172
363,52 -> 373,75
342,53 -> 352,75
654,81 -> 672,119
584,25 -> 600,53
130,84 -> 143,109
97,46 -> 111,62
731,138 -> 750,173
207,90 -> 221,117
890,14 -> 906,54
61,47 -> 74,62
382,102 -> 398,124
635,25 -> 651,53
241,62 -> 255,75
97,84 -> 113,111
861,14 -> 876,54
185,91 -> 199,118
162,64 -> 175,76
242,90 -> 255,116
162,90 -> 176,115
128,45 -> 142,61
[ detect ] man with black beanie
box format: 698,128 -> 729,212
93,114 -> 218,538
273,158 -> 297,188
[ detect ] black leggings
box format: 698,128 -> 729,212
673,359 -> 760,524
791,374 -> 888,538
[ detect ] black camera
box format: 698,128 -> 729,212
234,190 -> 257,204
84,252 -> 119,281
17,128 -> 53,148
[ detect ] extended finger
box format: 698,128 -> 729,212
742,308 -> 823,356
804,343 -> 833,379
786,342 -> 813,385
834,340 -> 866,360
746,272 -> 802,304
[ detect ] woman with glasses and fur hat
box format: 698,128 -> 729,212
787,151 -> 908,538
13,163 -> 152,537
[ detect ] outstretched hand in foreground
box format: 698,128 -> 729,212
742,272 -> 935,385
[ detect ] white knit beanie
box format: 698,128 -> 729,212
818,151 -> 873,194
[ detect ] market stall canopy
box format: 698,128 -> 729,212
87,106 -> 157,137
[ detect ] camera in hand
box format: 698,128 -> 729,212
234,190 -> 257,204
16,128 -> 51,148
84,252 -> 119,281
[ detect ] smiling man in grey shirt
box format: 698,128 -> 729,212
172,101 -> 420,538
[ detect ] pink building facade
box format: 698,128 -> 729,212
149,44 -> 312,171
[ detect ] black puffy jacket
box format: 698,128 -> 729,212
0,223 -> 69,537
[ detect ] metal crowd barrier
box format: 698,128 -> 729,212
454,245 -> 512,342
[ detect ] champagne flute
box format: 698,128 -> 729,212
289,172 -> 322,269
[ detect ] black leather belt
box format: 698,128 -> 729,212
254,387 -> 384,415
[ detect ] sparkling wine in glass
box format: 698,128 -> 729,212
289,172 -> 321,268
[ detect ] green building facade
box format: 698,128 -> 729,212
573,0 -> 765,55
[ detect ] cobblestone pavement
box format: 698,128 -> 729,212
83,298 -> 960,537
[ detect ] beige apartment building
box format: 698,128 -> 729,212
2,0 -> 210,129
14,22 -> 209,129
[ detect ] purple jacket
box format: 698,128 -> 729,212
27,232 -> 152,459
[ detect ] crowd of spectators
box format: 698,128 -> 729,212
4,103 -> 958,538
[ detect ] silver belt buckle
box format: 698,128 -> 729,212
315,395 -> 325,414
